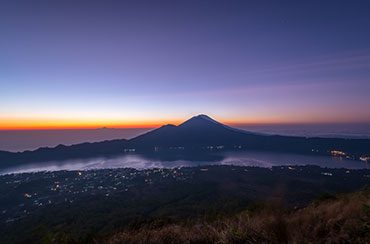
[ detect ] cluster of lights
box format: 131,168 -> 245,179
360,156 -> 370,162
330,150 -> 346,156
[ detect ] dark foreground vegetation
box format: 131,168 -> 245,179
2,165 -> 370,243
103,190 -> 370,244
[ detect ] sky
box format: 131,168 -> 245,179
1,0 -> 370,129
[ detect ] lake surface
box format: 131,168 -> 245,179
1,150 -> 367,175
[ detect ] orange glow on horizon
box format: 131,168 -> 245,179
1,116 -> 369,131
0,125 -> 159,130
0,122 -> 170,130
0,119 -> 275,130
0,117 -> 184,130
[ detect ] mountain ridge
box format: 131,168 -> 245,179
1,114 -> 370,168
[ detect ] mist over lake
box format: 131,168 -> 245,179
1,150 -> 367,175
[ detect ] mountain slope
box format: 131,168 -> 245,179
130,115 -> 370,157
104,189 -> 370,244
0,139 -> 129,167
130,115 -> 254,148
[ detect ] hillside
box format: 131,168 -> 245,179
103,189 -> 370,244
2,165 -> 370,243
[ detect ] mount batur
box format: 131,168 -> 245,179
1,115 -> 369,168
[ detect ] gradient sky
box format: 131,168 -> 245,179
1,0 -> 370,129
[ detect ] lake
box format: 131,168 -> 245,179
1,150 -> 367,175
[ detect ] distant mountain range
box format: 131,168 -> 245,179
1,114 -> 370,168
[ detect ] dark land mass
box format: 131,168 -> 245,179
1,115 -> 370,169
103,189 -> 370,244
1,165 -> 370,243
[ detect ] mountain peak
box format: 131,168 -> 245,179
193,114 -> 214,120
190,114 -> 225,125
177,114 -> 252,135
160,124 -> 176,128
179,114 -> 226,128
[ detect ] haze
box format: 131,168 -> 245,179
1,150 -> 365,175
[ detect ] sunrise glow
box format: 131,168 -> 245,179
1,1 -> 369,131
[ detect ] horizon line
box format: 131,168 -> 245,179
1,121 -> 370,131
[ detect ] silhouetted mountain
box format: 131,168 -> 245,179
130,115 -> 370,156
129,115 -> 252,148
179,114 -> 249,134
1,115 -> 370,168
